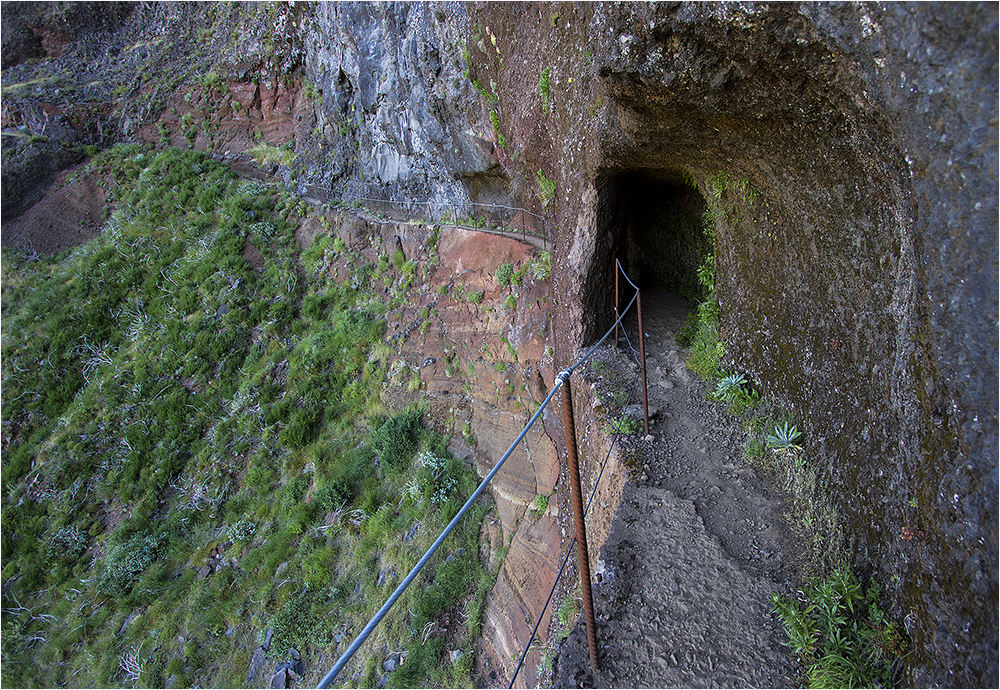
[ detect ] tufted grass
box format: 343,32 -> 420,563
1,144 -> 487,689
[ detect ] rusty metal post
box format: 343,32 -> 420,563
615,262 -> 620,348
637,288 -> 650,436
557,371 -> 600,673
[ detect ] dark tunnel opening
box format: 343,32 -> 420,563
595,169 -> 712,312
583,169 -> 713,345
616,170 -> 711,298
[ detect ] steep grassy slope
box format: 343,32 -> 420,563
1,145 -> 490,688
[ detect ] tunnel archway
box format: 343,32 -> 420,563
589,169 -> 711,341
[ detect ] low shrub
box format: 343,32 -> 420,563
98,533 -> 163,597
603,415 -> 643,436
771,569 -> 909,688
370,410 -> 422,469
531,251 -> 552,281
495,262 -> 514,288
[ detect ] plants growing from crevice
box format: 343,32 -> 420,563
531,250 -> 552,282
495,261 -> 514,288
539,67 -> 551,114
603,415 -> 643,436
677,259 -> 722,380
712,372 -> 761,414
674,170 -> 908,686
489,109 -> 508,149
766,421 -> 804,454
535,169 -> 556,209
679,170 -> 765,380
770,569 -> 909,688
530,494 -> 549,519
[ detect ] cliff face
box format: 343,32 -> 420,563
2,2 -> 996,685
470,4 -> 997,685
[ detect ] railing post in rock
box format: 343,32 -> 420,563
557,371 -> 600,673
615,262 -> 620,348
637,288 -> 650,436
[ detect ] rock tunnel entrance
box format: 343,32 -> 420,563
614,170 -> 710,297
589,169 -> 711,341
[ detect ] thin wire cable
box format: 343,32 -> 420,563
319,266 -> 643,688
619,319 -> 642,364
507,536 -> 577,688
585,369 -> 643,517
510,264 -> 645,685
569,288 -> 639,377
317,377 -> 564,688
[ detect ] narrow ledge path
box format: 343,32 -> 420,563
555,290 -> 803,688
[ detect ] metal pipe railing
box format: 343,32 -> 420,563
329,195 -> 551,249
558,371 -> 600,673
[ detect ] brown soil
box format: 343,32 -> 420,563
554,290 -> 804,688
2,166 -> 110,256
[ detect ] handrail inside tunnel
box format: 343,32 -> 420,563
318,260 -> 646,688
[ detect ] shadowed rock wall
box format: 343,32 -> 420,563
472,2 -> 996,684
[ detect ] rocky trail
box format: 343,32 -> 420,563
555,290 -> 803,688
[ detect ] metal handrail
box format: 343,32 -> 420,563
317,264 -> 645,689
339,196 -> 547,222
322,195 -> 552,249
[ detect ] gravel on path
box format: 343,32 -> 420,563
554,290 -> 804,688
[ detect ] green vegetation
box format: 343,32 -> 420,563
678,170 -> 763,381
602,415 -> 643,436
489,110 -> 508,149
677,256 -> 722,380
539,67 -> 551,113
701,170 -> 759,235
249,141 -> 297,167
495,261 -> 514,288
556,590 -> 579,636
766,421 -> 804,454
535,169 -> 556,208
0,145 -> 487,688
744,411 -> 846,578
712,373 -> 761,414
771,569 -> 909,688
531,250 -> 552,281
704,376 -> 908,687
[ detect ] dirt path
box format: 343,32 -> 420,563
555,290 -> 802,688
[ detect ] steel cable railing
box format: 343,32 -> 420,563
339,196 -> 547,221
325,196 -> 551,249
506,280 -> 648,684
317,262 -> 644,688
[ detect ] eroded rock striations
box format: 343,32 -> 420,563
2,2 -> 995,686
